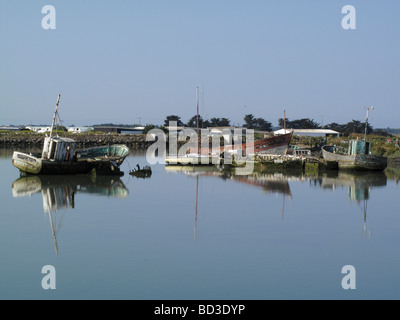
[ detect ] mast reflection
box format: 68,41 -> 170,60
165,166 -> 293,240
165,166 -> 389,239
12,174 -> 129,254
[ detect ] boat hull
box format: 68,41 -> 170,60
322,147 -> 388,171
12,144 -> 130,175
12,152 -> 42,174
196,132 -> 293,156
39,159 -> 97,175
12,152 -> 98,175
252,132 -> 293,155
76,144 -> 129,167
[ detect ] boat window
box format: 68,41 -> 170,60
50,142 -> 57,160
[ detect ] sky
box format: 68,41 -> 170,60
0,0 -> 399,128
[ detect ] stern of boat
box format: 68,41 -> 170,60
12,151 -> 42,174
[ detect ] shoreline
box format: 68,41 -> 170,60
0,133 -> 152,149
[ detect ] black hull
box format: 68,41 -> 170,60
39,160 -> 96,175
26,160 -> 124,176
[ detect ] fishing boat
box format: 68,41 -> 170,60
216,130 -> 293,156
165,88 -> 293,165
321,140 -> 387,171
321,107 -> 387,171
12,94 -> 130,175
165,87 -> 222,166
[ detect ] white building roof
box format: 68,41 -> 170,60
274,129 -> 339,136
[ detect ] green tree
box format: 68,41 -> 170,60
186,115 -> 204,128
244,114 -> 271,131
142,125 -> 167,134
164,115 -> 184,127
324,122 -> 346,133
342,120 -> 373,135
244,114 -> 256,128
278,118 -> 320,129
372,129 -> 391,137
209,117 -> 231,127
142,125 -> 156,134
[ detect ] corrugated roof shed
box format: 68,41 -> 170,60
274,129 -> 339,137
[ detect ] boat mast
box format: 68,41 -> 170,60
50,94 -> 61,139
196,87 -> 200,154
363,106 -> 373,141
284,110 -> 287,134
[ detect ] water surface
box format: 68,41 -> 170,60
0,148 -> 399,300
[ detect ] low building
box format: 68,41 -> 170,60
93,125 -> 143,134
274,129 -> 339,137
25,126 -> 50,133
67,127 -> 94,134
1,126 -> 20,131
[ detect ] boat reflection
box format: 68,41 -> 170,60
314,171 -> 387,236
165,166 -> 388,238
165,165 -> 292,197
316,171 -> 387,202
12,174 -> 129,210
12,174 -> 129,254
165,165 -> 293,240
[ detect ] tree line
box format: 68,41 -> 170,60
162,114 -> 272,131
171,114 -> 379,134
140,114 -> 391,137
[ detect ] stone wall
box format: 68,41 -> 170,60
0,133 -> 152,149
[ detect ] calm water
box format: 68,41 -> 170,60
0,148 -> 399,300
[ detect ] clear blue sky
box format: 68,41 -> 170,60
1,0 -> 399,128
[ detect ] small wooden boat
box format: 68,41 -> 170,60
12,94 -> 130,175
129,164 -> 152,178
322,140 -> 387,171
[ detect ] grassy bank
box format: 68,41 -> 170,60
1,130 -> 399,158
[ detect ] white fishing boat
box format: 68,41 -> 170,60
321,108 -> 387,171
12,94 -> 130,175
165,87 -> 221,165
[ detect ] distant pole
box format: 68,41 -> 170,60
201,83 -> 205,128
363,106 -> 374,141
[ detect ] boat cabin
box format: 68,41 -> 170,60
348,140 -> 370,156
42,137 -> 76,162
